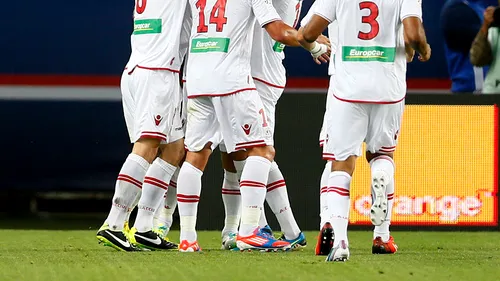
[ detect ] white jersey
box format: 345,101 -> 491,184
180,3 -> 192,82
250,0 -> 302,87
301,3 -> 338,76
125,0 -> 188,72
186,0 -> 281,98
312,0 -> 422,103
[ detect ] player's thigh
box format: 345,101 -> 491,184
185,97 -> 222,152
214,90 -> 270,153
366,101 -> 405,154
127,68 -> 180,142
120,70 -> 136,143
256,81 -> 283,144
326,96 -> 367,161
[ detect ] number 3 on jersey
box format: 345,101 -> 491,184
358,1 -> 379,40
196,0 -> 228,33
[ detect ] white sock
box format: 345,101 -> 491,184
327,171 -> 351,247
134,158 -> 177,232
159,169 -> 178,231
320,161 -> 332,229
266,162 -> 301,240
178,162 -> 202,242
222,170 -> 241,237
233,160 -> 246,180
154,168 -> 178,230
125,191 -> 141,225
107,154 -> 149,231
371,156 -> 395,242
259,207 -> 268,228
239,156 -> 271,236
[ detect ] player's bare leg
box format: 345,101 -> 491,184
236,145 -> 291,251
324,156 -> 356,262
130,138 -> 184,250
366,151 -> 398,254
316,161 -> 334,256
220,151 -> 243,249
153,166 -> 180,239
177,144 -> 213,252
98,138 -> 162,251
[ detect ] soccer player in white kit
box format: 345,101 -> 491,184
218,0 -> 314,251
176,0 -> 329,252
96,0 -> 189,251
300,5 -> 340,255
298,0 -> 430,261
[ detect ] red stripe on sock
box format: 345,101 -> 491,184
267,179 -> 285,188
267,182 -> 286,192
169,181 -> 177,188
117,174 -> 142,188
177,194 -> 200,199
329,189 -> 350,197
222,189 -> 241,195
381,146 -> 396,149
387,193 -> 394,197
143,176 -> 169,190
177,198 -> 199,203
328,187 -> 350,196
240,180 -> 266,187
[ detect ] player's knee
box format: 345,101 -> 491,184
132,138 -> 161,163
366,151 -> 394,163
159,139 -> 186,166
185,146 -> 213,171
247,145 -> 274,162
332,155 -> 357,176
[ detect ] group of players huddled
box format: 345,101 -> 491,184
96,0 -> 430,262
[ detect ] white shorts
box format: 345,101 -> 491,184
319,89 -> 334,160
325,93 -> 404,161
185,90 -> 272,153
121,68 -> 185,144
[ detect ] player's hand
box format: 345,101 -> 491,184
310,42 -> 330,65
484,6 -> 495,27
418,44 -> 431,62
316,34 -> 331,47
405,45 -> 415,63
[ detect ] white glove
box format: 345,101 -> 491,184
309,42 -> 329,60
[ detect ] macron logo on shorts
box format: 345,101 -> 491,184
155,115 -> 163,126
242,124 -> 252,135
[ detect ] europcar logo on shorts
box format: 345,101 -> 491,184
349,105 -> 498,226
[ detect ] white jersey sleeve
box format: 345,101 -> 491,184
312,0 -> 337,23
400,0 -> 422,21
249,0 -> 281,27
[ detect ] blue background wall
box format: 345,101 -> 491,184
3,0 -> 447,79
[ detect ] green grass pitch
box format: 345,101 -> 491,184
0,230 -> 499,281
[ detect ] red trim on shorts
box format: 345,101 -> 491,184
187,88 -> 257,98
253,77 -> 286,89
143,176 -> 169,190
322,152 -> 336,161
117,174 -> 142,189
235,140 -> 267,150
136,65 -> 180,73
333,94 -> 405,104
140,132 -> 167,141
182,79 -> 186,83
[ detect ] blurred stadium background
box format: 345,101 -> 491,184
0,0 -> 497,232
